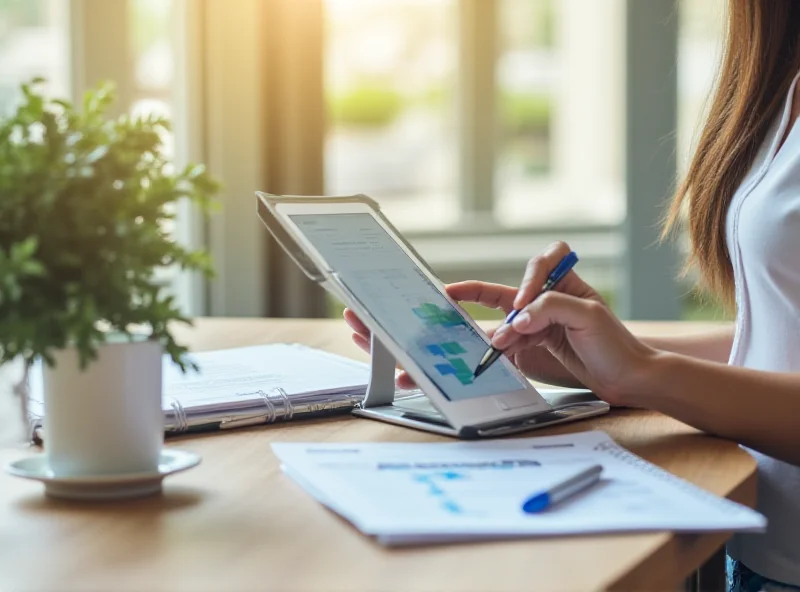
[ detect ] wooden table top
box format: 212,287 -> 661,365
0,317 -> 754,592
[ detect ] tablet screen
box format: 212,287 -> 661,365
289,213 -> 529,401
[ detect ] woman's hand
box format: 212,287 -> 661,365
343,279 -> 585,390
345,240 -> 661,405
491,241 -> 660,405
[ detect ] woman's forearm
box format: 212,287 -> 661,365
640,326 -> 734,363
638,351 -> 800,466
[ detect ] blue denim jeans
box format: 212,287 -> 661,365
728,557 -> 800,592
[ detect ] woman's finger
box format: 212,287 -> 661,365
514,241 -> 574,309
352,332 -> 371,354
490,322 -> 526,350
516,326 -> 555,348
496,331 -> 548,359
511,291 -> 604,336
446,281 -> 518,313
343,308 -> 371,338
396,372 -> 417,390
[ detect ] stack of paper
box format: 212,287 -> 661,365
272,430 -> 767,546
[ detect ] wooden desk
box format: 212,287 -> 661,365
0,318 -> 754,592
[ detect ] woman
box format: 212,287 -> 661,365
345,1 -> 800,590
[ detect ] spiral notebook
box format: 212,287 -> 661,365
272,430 -> 767,545
27,343 -> 377,438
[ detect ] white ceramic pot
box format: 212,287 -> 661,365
42,337 -> 163,477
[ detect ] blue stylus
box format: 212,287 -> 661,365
473,251 -> 579,379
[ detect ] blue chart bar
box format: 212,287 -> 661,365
426,344 -> 446,357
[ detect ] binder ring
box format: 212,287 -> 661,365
169,398 -> 188,432
257,390 -> 277,423
256,388 -> 293,422
273,387 -> 294,421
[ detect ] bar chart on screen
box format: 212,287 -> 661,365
412,303 -> 467,328
424,341 -> 474,385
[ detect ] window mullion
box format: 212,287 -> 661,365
458,0 -> 497,219
68,0 -> 133,114
621,0 -> 681,320
170,0 -> 208,316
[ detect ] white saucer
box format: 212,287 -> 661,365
5,449 -> 201,501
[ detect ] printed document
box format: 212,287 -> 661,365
271,430 -> 766,546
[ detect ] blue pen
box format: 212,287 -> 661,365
521,463 -> 603,514
473,251 -> 579,378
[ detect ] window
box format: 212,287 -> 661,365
0,1 -> 730,320
322,1 -> 627,319
677,0 -> 726,175
324,0 -> 459,229
496,0 -> 624,229
675,0 -> 729,320
130,0 -> 179,243
324,1 -> 625,233
130,0 -> 175,159
0,0 -> 70,115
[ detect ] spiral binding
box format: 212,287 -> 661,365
593,440 -> 741,514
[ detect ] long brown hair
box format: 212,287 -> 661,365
664,0 -> 800,308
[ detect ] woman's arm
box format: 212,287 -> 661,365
495,241 -> 800,466
640,327 -> 734,364
346,278 -> 735,389
637,352 -> 800,466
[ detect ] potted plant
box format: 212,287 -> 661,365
0,78 -> 218,482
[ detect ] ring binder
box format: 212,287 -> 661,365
25,343 -> 375,442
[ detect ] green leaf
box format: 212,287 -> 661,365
12,236 -> 38,260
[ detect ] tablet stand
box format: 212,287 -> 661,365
361,333 -> 398,408
354,329 -> 610,439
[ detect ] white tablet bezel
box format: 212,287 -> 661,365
266,197 -> 552,429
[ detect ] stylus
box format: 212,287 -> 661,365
521,463 -> 602,514
473,251 -> 579,379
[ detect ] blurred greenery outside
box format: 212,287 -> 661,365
0,0 -> 41,33
328,83 -> 551,173
328,84 -> 405,128
326,287 -> 730,323
130,0 -> 171,57
329,83 -> 549,130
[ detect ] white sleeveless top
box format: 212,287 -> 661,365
725,68 -> 800,584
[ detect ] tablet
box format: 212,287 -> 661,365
256,193 -> 555,432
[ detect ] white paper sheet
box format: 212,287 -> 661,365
272,430 -> 766,546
